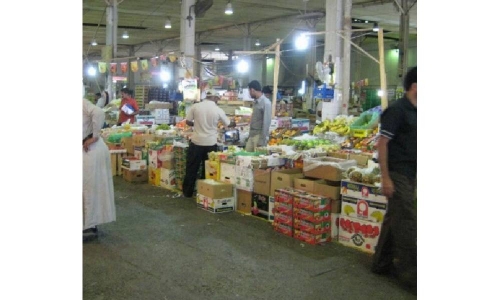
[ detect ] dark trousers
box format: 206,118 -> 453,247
182,142 -> 217,197
372,172 -> 417,283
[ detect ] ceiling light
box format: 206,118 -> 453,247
165,18 -> 172,29
91,39 -> 98,46
373,22 -> 379,32
122,31 -> 129,39
225,1 -> 233,15
365,20 -> 369,23
255,39 -> 261,46
215,46 -> 220,51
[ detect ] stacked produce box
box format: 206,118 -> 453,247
196,179 -> 235,213
338,166 -> 387,254
173,145 -> 188,191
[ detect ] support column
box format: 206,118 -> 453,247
180,0 -> 196,79
398,0 -> 410,79
195,32 -> 202,79
127,46 -> 134,91
323,0 -> 336,64
106,0 -> 118,99
333,0 -> 344,117
341,0 -> 352,115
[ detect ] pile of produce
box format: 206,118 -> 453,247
312,115 -> 357,136
340,133 -> 379,152
345,166 -> 381,185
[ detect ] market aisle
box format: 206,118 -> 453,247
83,177 -> 416,300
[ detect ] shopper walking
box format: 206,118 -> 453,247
245,80 -> 272,152
82,98 -> 116,238
182,97 -> 235,198
371,66 -> 417,291
118,88 -> 139,125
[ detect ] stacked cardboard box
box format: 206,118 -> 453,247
173,145 -> 188,191
338,179 -> 387,254
196,179 -> 235,213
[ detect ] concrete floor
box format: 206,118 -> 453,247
83,177 -> 417,300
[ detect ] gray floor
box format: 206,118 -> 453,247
83,177 -> 417,300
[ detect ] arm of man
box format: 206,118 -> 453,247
378,106 -> 402,198
130,100 -> 140,116
83,99 -> 105,151
218,108 -> 234,128
185,104 -> 195,127
259,100 -> 272,145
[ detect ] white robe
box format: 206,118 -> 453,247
82,99 -> 116,230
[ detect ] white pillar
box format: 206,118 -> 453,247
333,0 -> 344,117
106,0 -> 118,99
180,0 -> 196,79
341,0 -> 352,115
323,0 -> 336,64
398,0 -> 410,79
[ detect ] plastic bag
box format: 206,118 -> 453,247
350,111 -> 380,130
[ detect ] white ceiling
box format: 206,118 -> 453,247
82,0 -> 417,61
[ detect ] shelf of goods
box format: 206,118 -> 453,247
134,85 -> 150,109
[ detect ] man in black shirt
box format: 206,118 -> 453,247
372,67 -> 417,292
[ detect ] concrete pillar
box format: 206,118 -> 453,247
195,32 -> 202,79
341,0 -> 352,115
180,0 -> 196,79
333,0 -> 344,117
398,0 -> 410,79
106,0 -> 118,99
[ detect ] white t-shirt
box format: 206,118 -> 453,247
186,100 -> 230,146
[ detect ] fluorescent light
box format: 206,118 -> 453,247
91,39 -> 97,46
225,1 -> 233,15
237,60 -> 249,73
87,66 -> 96,76
122,31 -> 129,39
295,34 -> 309,50
373,22 -> 379,32
215,46 -> 220,51
255,39 -> 261,46
165,18 -> 172,29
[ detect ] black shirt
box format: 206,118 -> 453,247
380,96 -> 417,179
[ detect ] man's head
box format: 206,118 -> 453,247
95,92 -> 101,101
248,80 -> 262,99
121,88 -> 133,99
404,66 -> 417,101
262,86 -> 272,99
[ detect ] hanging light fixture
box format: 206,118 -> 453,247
91,39 -> 98,46
165,18 -> 172,29
255,39 -> 261,46
215,45 -> 220,51
122,31 -> 129,39
372,22 -> 379,32
225,1 -> 233,15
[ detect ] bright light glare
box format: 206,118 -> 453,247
298,80 -> 305,95
295,34 -> 309,50
377,90 -> 383,97
160,71 -> 170,82
237,60 -> 249,73
87,66 -> 96,76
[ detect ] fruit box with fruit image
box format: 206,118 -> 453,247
340,179 -> 387,203
338,215 -> 382,254
341,196 -> 386,223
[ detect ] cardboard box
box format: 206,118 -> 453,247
236,189 -> 252,214
293,218 -> 331,235
293,208 -> 330,223
253,169 -> 272,196
273,187 -> 300,205
313,180 -> 341,201
109,151 -> 127,176
122,157 -> 147,171
340,180 -> 387,203
273,201 -> 294,216
196,194 -> 235,213
120,137 -> 134,154
293,178 -> 320,193
293,194 -> 331,213
132,134 -> 155,147
303,157 -> 357,181
338,215 -> 382,254
341,196 -> 387,223
331,213 -> 341,241
273,211 -> 293,226
160,168 -> 176,189
294,229 -> 331,245
291,118 -> 310,133
122,167 -> 148,183
349,153 -> 371,167
250,193 -> 274,221
148,167 -> 161,186
161,158 -> 175,170
273,222 -> 293,237
270,168 -> 304,195
145,102 -> 173,110
197,179 -> 233,199
134,146 -> 148,162
219,162 -> 236,184
205,160 -> 220,181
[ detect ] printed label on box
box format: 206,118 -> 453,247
338,215 -> 382,254
341,196 -> 386,223
341,180 -> 387,203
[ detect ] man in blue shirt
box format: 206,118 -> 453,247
246,80 -> 272,152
